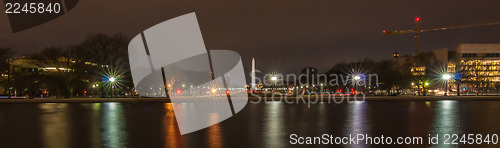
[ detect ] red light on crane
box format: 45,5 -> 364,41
415,17 -> 421,22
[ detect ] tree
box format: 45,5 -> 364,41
0,47 -> 15,98
78,33 -> 133,97
29,47 -> 90,98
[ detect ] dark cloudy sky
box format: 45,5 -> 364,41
1,0 -> 500,74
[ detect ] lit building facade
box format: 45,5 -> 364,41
454,44 -> 500,93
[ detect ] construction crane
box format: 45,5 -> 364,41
383,17 -> 500,55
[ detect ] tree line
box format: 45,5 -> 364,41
1,33 -> 133,98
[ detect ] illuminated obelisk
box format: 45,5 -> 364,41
251,58 -> 256,90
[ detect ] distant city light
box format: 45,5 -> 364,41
109,77 -> 116,82
271,76 -> 277,81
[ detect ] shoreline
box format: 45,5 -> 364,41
1,96 -> 500,103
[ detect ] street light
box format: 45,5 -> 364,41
270,76 -> 277,91
353,75 -> 361,94
354,75 -> 361,80
443,74 -> 451,96
109,77 -> 116,97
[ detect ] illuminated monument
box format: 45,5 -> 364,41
251,58 -> 256,90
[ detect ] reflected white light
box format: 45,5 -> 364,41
442,100 -> 453,109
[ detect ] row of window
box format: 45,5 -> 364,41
462,53 -> 500,57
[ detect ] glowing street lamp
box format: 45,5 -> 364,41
271,76 -> 277,81
354,75 -> 361,80
443,74 -> 451,96
442,74 -> 451,80
109,77 -> 117,97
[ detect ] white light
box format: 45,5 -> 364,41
354,75 -> 361,80
443,74 -> 451,80
109,77 -> 116,82
271,76 -> 277,81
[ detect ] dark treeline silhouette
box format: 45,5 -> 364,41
0,47 -> 15,98
1,34 -> 133,98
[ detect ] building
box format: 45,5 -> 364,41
454,44 -> 500,93
397,43 -> 500,95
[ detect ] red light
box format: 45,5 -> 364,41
176,89 -> 182,94
84,91 -> 87,94
383,30 -> 386,33
226,90 -> 229,94
415,17 -> 421,22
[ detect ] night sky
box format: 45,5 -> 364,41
1,0 -> 500,74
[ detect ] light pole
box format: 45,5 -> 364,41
443,74 -> 451,96
7,57 -> 11,99
109,77 -> 116,97
271,76 -> 277,91
423,82 -> 429,96
354,75 -> 361,94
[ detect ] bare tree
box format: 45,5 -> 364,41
78,33 -> 133,97
29,47 -> 89,98
0,47 -> 15,98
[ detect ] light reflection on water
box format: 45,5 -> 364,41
345,101 -> 370,135
100,103 -> 127,148
39,103 -> 70,148
1,101 -> 500,148
431,101 -> 462,148
163,103 -> 183,148
263,102 -> 284,148
207,113 -> 223,148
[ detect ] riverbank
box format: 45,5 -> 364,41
1,95 -> 500,103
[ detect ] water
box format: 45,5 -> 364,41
1,101 -> 500,148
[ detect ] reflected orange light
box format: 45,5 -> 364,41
163,103 -> 184,148
207,113 -> 223,148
